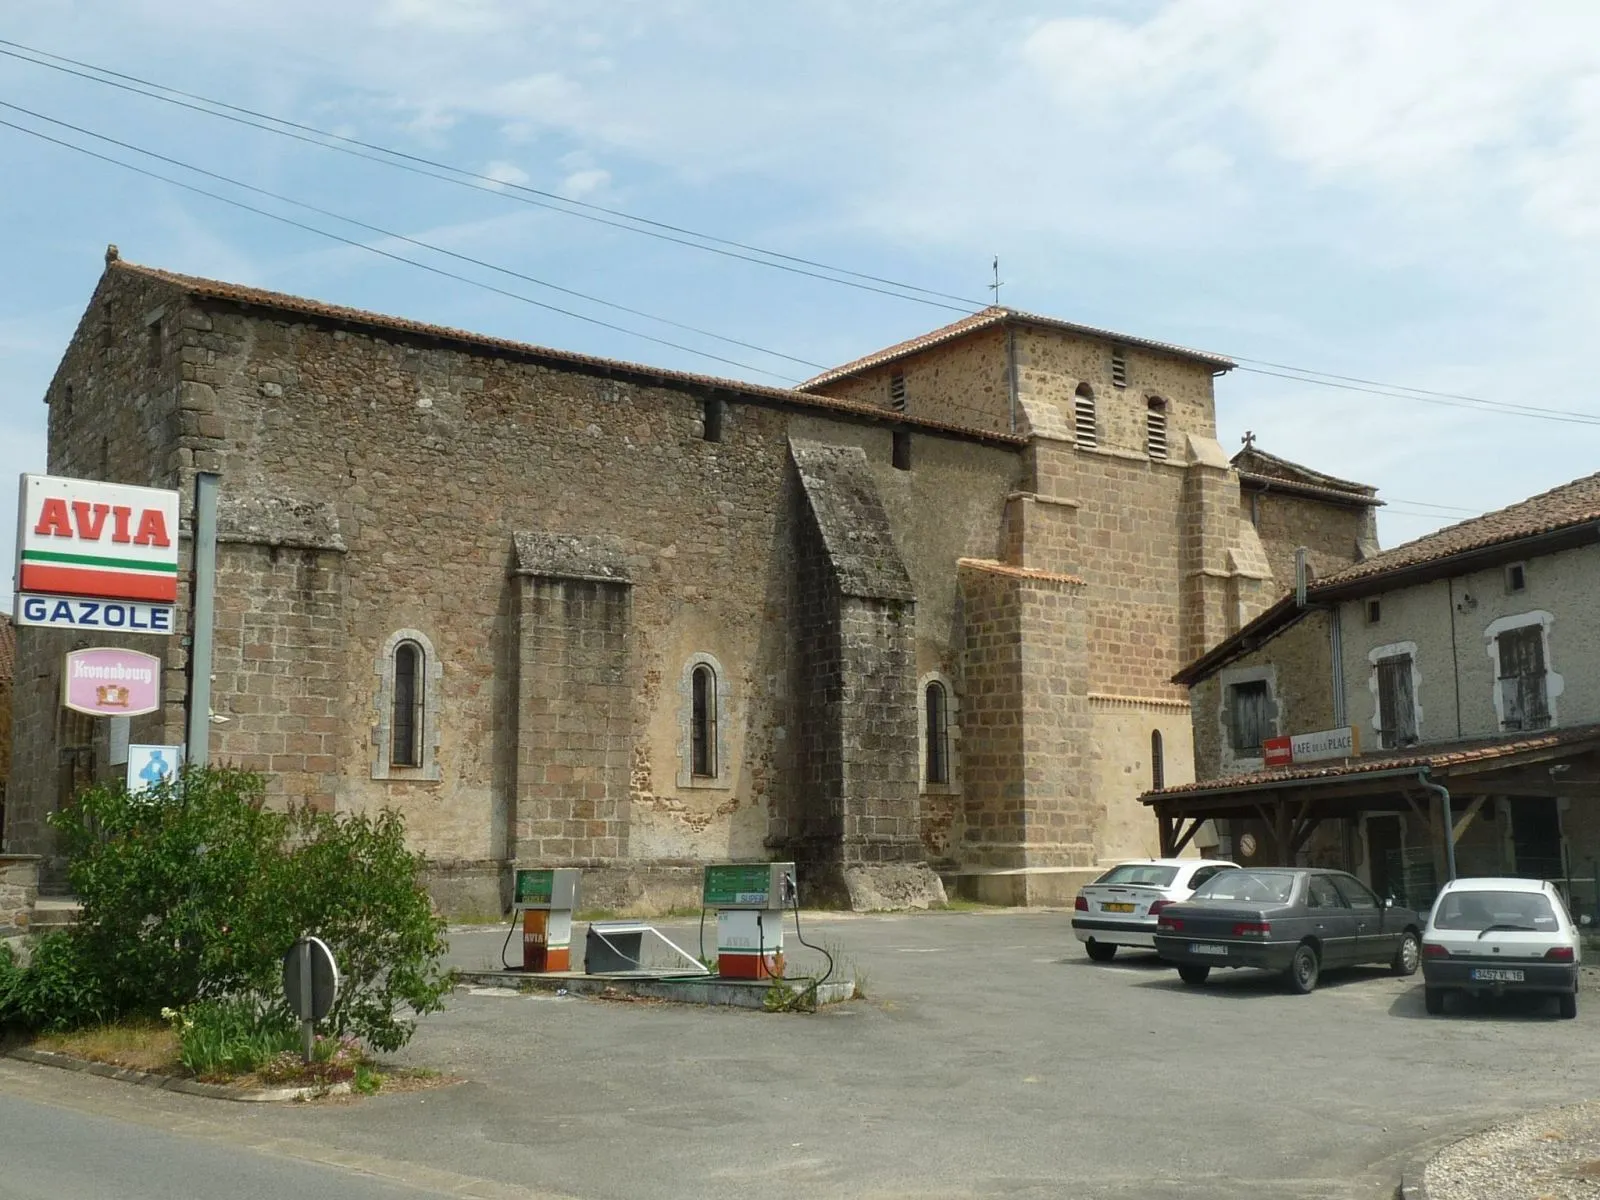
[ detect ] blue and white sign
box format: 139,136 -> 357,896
15,593 -> 175,632
127,743 -> 184,794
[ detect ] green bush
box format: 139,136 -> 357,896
1,767 -> 452,1053
166,997 -> 298,1078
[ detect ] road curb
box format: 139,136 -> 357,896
5,1047 -> 351,1102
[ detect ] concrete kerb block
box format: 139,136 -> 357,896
6,1048 -> 352,1103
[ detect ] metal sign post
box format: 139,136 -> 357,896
185,472 -> 220,769
282,935 -> 339,1064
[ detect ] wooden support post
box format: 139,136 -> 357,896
1158,813 -> 1176,857
1172,818 -> 1203,857
1452,796 -> 1488,844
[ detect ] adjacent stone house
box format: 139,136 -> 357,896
4,249 -> 1369,913
1149,470 -> 1600,917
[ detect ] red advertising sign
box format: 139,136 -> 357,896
1263,736 -> 1294,767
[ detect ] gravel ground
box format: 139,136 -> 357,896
1426,1099 -> 1600,1199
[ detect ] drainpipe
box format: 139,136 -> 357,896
1005,324 -> 1019,435
1417,770 -> 1457,883
1329,605 -> 1346,728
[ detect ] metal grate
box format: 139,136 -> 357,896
1146,399 -> 1168,459
889,372 -> 907,411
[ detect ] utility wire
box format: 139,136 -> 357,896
6,41 -> 1596,429
0,99 -> 826,371
0,38 -> 983,314
0,115 -> 806,383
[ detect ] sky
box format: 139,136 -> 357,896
4,0 -> 1600,605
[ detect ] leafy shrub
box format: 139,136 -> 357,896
165,998 -> 298,1078
2,767 -> 451,1053
258,1033 -> 362,1086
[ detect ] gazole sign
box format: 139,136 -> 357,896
14,474 -> 180,630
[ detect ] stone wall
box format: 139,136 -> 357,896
1246,489 -> 1380,591
0,854 -> 39,938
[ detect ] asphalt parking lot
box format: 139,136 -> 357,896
8,909 -> 1600,1199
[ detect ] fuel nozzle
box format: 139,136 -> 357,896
781,871 -> 797,907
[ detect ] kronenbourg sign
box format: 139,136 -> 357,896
62,647 -> 162,718
14,474 -> 180,632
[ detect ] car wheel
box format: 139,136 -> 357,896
1391,931 -> 1420,977
1558,992 -> 1578,1020
1286,943 -> 1320,994
1424,987 -> 1446,1015
1178,964 -> 1210,986
1085,939 -> 1117,963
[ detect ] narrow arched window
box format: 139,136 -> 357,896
925,682 -> 950,785
392,640 -> 423,767
1151,729 -> 1165,790
1073,383 -> 1097,448
1146,397 -> 1169,459
691,664 -> 717,778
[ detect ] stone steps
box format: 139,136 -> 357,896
29,898 -> 81,932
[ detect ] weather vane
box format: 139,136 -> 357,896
989,256 -> 1004,306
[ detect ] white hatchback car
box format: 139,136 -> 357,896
1073,858 -> 1239,961
1421,877 -> 1582,1019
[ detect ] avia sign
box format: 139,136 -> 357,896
62,647 -> 162,717
15,475 -> 181,631
1263,726 -> 1360,768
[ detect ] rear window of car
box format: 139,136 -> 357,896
1433,890 -> 1561,932
1094,864 -> 1179,887
1191,871 -> 1297,904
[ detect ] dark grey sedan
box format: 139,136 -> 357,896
1152,867 -> 1426,994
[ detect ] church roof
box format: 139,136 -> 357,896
798,305 -> 1235,391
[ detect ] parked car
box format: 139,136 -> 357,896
1072,858 -> 1239,961
1152,867 -> 1425,994
1421,877 -> 1581,1019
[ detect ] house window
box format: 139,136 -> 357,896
1506,563 -> 1527,593
1073,383 -> 1097,448
1145,397 -> 1169,460
1376,653 -> 1418,749
1151,729 -> 1165,790
1496,624 -> 1550,731
1228,680 -> 1271,755
702,396 -> 723,443
391,640 -> 424,767
1366,599 -> 1382,625
892,430 -> 912,470
691,664 -> 718,778
1111,349 -> 1128,389
925,682 -> 950,786
889,372 -> 907,411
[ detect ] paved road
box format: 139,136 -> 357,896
5,910 -> 1597,1199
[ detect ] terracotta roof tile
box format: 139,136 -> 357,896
798,306 -> 1234,391
957,557 -> 1084,585
1319,469 -> 1600,589
109,260 -> 1026,447
1143,724 -> 1600,800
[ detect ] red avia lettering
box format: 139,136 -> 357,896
34,498 -> 171,547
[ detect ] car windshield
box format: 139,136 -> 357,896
1191,871 -> 1296,904
1094,864 -> 1179,887
1433,890 -> 1560,933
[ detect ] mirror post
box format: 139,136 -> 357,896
299,939 -> 315,1063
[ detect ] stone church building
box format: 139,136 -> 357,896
2,248 -> 1379,912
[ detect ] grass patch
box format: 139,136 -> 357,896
933,897 -> 1001,913
36,1020 -> 180,1073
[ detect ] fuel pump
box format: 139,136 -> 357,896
702,862 -> 793,979
507,867 -> 579,972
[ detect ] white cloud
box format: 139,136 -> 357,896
484,160 -> 531,189
559,168 -> 610,199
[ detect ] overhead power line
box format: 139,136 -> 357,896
0,38 -> 984,314
1234,365 -> 1600,427
0,115 -> 810,382
0,100 -> 826,373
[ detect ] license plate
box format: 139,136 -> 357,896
1470,968 -> 1525,982
1102,903 -> 1135,913
1190,943 -> 1228,957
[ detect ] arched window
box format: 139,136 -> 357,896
925,681 -> 950,785
391,640 -> 424,767
1073,383 -> 1097,448
691,663 -> 718,778
1146,397 -> 1169,460
1151,729 -> 1165,791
